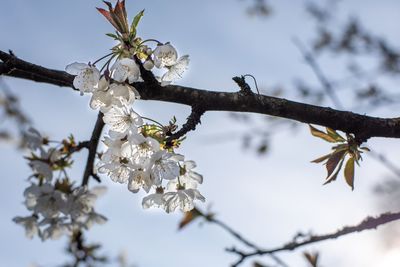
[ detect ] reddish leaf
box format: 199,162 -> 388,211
311,153 -> 331,163
324,156 -> 345,185
97,8 -> 120,32
102,1 -> 113,10
113,0 -> 129,33
325,149 -> 346,178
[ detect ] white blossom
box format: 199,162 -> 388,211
28,148 -> 61,182
103,102 -> 143,134
66,62 -> 100,94
84,211 -> 107,229
177,160 -> 203,189
163,188 -> 205,213
153,43 -> 178,68
16,183 -> 107,239
34,187 -> 68,218
160,55 -> 189,86
24,127 -> 43,151
109,83 -> 140,106
149,150 -> 182,183
30,160 -> 53,181
27,185 -> 65,220
39,217 -> 70,241
142,190 -> 165,209
111,58 -> 140,83
12,215 -> 39,239
98,158 -> 133,184
67,186 -> 97,220
23,184 -> 41,210
121,135 -> 160,166
128,169 -> 153,193
90,77 -> 111,110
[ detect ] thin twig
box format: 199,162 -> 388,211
166,106 -> 205,142
81,112 -> 105,186
293,38 -> 344,110
201,213 -> 289,267
227,211 -> 400,266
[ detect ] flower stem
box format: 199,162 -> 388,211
92,52 -> 114,66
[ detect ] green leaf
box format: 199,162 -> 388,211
344,157 -> 355,190
130,9 -> 145,35
106,33 -> 119,39
325,149 -> 346,178
309,125 -> 337,143
326,127 -> 346,142
360,146 -> 370,152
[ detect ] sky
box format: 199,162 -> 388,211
1,0 -> 400,266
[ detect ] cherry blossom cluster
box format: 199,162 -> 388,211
13,128 -> 107,240
64,1 -> 205,213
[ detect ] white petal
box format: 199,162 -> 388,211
65,62 -> 88,75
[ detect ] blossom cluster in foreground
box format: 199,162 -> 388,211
64,1 -> 205,213
65,52 -> 205,212
13,129 -> 107,240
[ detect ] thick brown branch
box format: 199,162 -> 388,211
0,51 -> 74,88
2,50 -> 400,140
82,112 -> 105,186
227,211 -> 400,266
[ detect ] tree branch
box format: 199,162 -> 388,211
227,211 -> 400,266
208,217 -> 289,267
0,50 -> 74,88
81,112 -> 105,186
293,40 -> 400,177
2,50 -> 400,140
166,105 -> 205,142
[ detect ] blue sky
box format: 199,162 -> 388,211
1,0 -> 400,266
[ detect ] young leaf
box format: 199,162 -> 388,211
113,0 -> 129,33
324,156 -> 345,185
326,127 -> 345,142
325,149 -> 346,178
311,153 -> 331,163
304,251 -> 319,267
97,8 -> 120,32
106,33 -> 119,39
178,207 -> 202,230
309,125 -> 337,143
130,9 -> 145,34
344,157 -> 355,190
